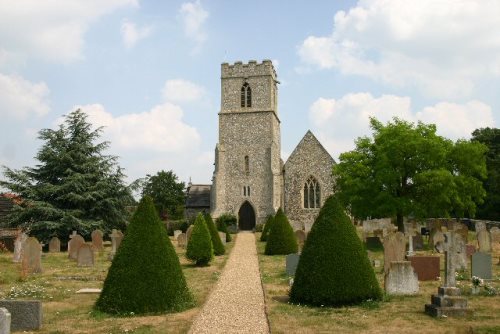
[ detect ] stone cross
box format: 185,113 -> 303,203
435,231 -> 464,288
405,225 -> 417,256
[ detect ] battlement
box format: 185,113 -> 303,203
221,60 -> 277,79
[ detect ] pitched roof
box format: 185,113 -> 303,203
186,184 -> 211,208
284,130 -> 335,168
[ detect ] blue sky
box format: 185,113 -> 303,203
1,0 -> 499,186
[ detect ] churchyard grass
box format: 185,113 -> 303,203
0,235 -> 235,333
257,230 -> 500,334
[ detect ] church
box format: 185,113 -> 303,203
186,60 -> 335,232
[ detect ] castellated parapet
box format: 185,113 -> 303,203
221,60 -> 277,79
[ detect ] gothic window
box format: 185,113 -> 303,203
244,155 -> 249,175
243,186 -> 251,197
241,83 -> 252,108
303,176 -> 321,209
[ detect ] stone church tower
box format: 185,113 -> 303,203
211,60 -> 283,229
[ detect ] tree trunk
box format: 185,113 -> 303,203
396,212 -> 404,232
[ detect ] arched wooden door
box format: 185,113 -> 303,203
238,201 -> 256,230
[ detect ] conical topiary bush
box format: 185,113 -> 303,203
264,208 -> 298,255
216,217 -> 232,242
290,195 -> 382,306
260,214 -> 275,242
186,213 -> 213,266
94,196 -> 193,315
204,213 -> 225,256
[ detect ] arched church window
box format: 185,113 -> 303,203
303,176 -> 321,209
244,155 -> 249,175
241,83 -> 252,108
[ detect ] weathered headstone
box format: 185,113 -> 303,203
362,218 -> 394,240
218,232 -> 227,245
474,221 -> 486,232
91,229 -> 104,251
186,225 -> 194,242
295,230 -> 306,251
383,232 -> 406,273
490,227 -> 500,243
48,237 -> 60,253
471,252 -> 492,279
429,229 -> 444,249
453,234 -> 467,271
12,232 -> 27,263
407,256 -> 440,281
0,300 -> 42,331
0,307 -> 11,334
286,253 -> 300,276
77,244 -> 94,267
68,235 -> 85,260
173,230 -> 182,239
477,230 -> 492,253
413,233 -> 424,251
109,229 -> 124,260
384,261 -> 419,295
455,223 -> 469,243
466,244 -> 476,257
21,237 -> 42,274
177,233 -> 187,248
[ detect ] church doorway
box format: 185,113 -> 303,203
238,201 -> 255,230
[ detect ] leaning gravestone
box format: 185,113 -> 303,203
91,230 -> 104,251
383,232 -> 406,274
286,253 -> 300,276
68,235 -> 85,260
22,237 -> 42,274
48,237 -> 60,253
77,244 -> 94,267
471,252 -> 492,279
477,230 -> 492,253
173,230 -> 182,239
12,232 -> 27,263
0,307 -> 11,334
177,233 -> 187,248
384,261 -> 419,295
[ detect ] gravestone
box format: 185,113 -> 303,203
174,230 -> 182,239
383,232 -> 406,273
429,229 -> 445,249
12,232 -> 27,263
490,227 -> 500,243
218,232 -> 227,245
413,233 -> 424,251
407,256 -> 440,281
471,252 -> 492,279
68,235 -> 85,260
186,225 -> 194,242
362,218 -> 394,240
0,300 -> 42,331
404,226 -> 416,256
453,234 -> 467,271
109,229 -> 124,260
295,230 -> 306,251
384,261 -> 419,295
466,244 -> 476,257
477,230 -> 491,253
48,237 -> 60,253
77,244 -> 94,267
177,233 -> 187,248
474,221 -> 486,232
455,223 -> 469,243
91,230 -> 104,251
22,237 -> 42,274
0,307 -> 11,334
365,236 -> 383,250
286,253 -> 300,276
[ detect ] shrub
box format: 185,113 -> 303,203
290,195 -> 382,307
216,216 -> 232,242
264,208 -> 298,255
166,219 -> 188,236
204,213 -> 225,256
260,215 -> 275,242
94,196 -> 193,315
186,213 -> 213,266
217,213 -> 237,228
255,223 -> 264,232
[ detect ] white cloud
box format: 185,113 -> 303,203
0,73 -> 50,119
121,19 -> 152,49
162,79 -> 206,103
298,0 -> 500,99
309,93 -> 496,159
0,0 -> 138,63
179,0 -> 209,50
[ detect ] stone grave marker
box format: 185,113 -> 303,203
177,233 -> 187,248
365,236 -> 383,250
466,244 -> 476,257
455,223 -> 469,243
407,256 -> 440,281
186,225 -> 194,243
384,261 -> 419,295
77,244 -> 94,267
405,226 -> 416,256
490,227 -> 500,243
474,221 -> 486,232
0,300 -> 42,331
68,234 -> 85,260
286,253 -> 300,276
218,232 -> 227,245
413,233 -> 424,251
12,232 -> 27,263
383,232 -> 406,274
21,237 -> 42,274
454,234 -> 467,270
174,230 -> 182,239
429,229 -> 444,249
295,230 -> 306,251
109,229 -> 124,259
0,307 -> 11,334
91,229 -> 104,251
48,236 -> 60,253
471,252 -> 492,279
477,229 -> 491,253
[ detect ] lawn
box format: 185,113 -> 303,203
0,235 -> 235,334
256,230 -> 500,334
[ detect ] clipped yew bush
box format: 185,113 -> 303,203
290,195 -> 382,306
204,213 -> 225,256
260,214 -> 275,242
186,213 -> 213,266
94,196 -> 193,315
216,215 -> 232,242
264,208 -> 298,255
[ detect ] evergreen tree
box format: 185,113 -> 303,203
260,214 -> 274,242
95,196 -> 193,314
204,213 -> 225,255
290,195 -> 382,306
0,109 -> 132,242
264,208 -> 298,255
186,213 -> 213,266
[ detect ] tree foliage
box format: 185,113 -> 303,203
333,117 -> 487,231
0,109 -> 132,242
264,208 -> 297,255
204,213 -> 225,256
260,214 -> 274,242
95,196 -> 193,314
472,127 -> 500,220
140,170 -> 185,220
186,213 -> 213,266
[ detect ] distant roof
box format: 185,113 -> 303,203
186,184 -> 211,208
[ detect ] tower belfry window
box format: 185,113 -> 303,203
244,155 -> 249,175
303,176 -> 321,209
241,82 -> 252,108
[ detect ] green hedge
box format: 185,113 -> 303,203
264,208 -> 297,255
186,213 -> 213,266
204,213 -> 225,256
94,196 -> 193,315
260,215 -> 275,242
290,195 -> 382,306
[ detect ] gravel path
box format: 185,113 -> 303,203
189,232 -> 269,334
